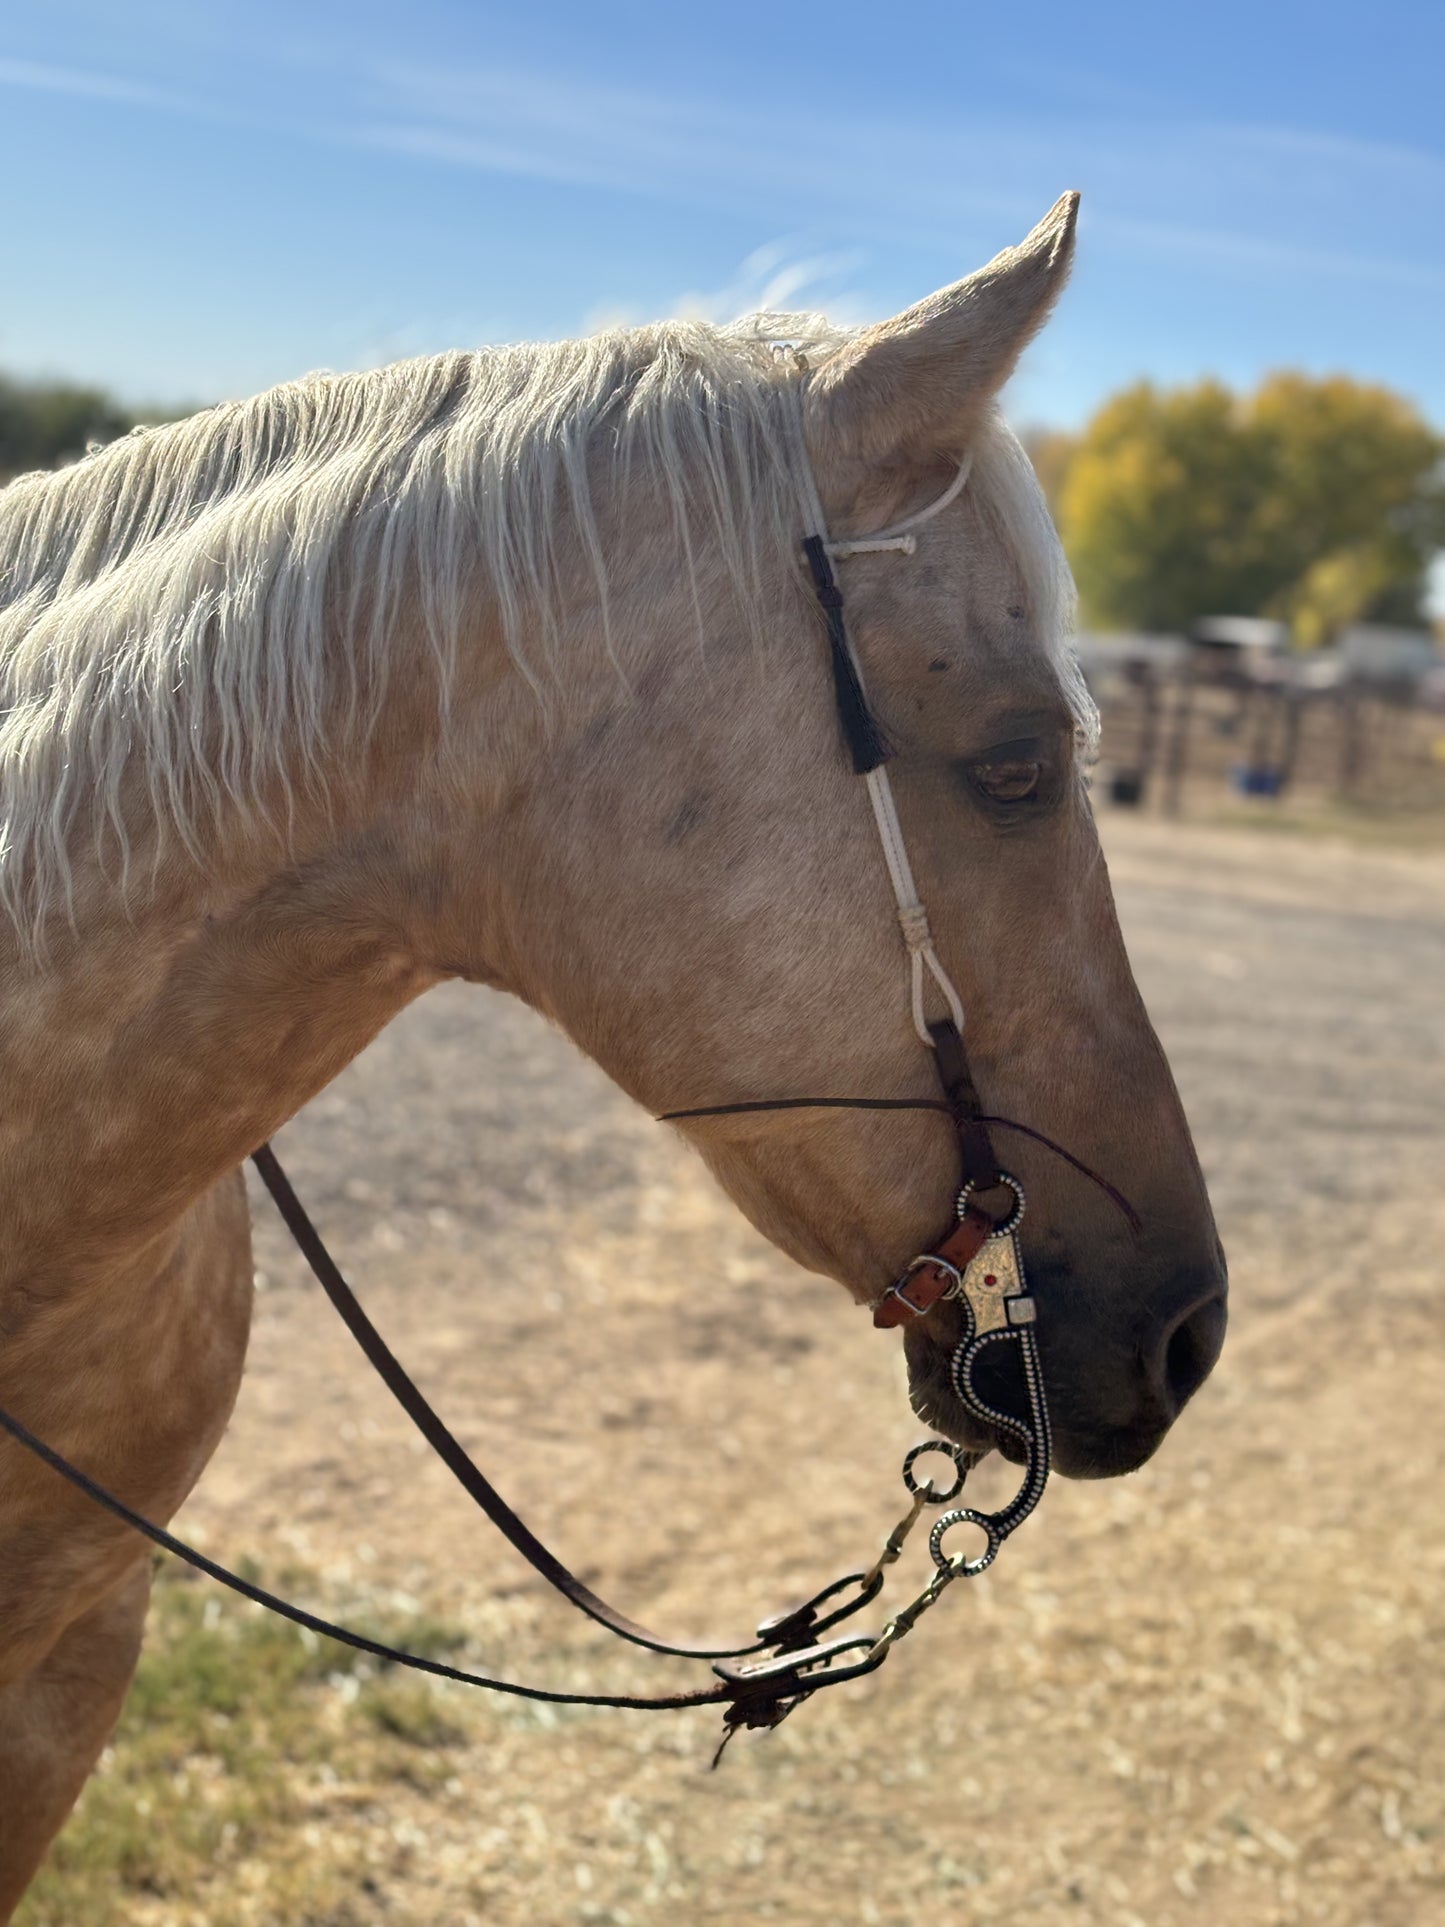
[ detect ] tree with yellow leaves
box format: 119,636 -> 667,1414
1046,374 -> 1444,641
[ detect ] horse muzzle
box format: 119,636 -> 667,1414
903,1254 -> 1227,1481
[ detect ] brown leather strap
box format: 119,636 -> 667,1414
249,1145 -> 776,1664
868,1019 -> 1004,1329
927,1018 -> 1001,1193
0,1396 -> 737,1713
872,1203 -> 996,1328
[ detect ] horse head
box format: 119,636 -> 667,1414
454,195 -> 1226,1479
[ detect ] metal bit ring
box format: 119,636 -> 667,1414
956,1172 -> 1026,1238
929,1507 -> 1002,1577
902,1440 -> 970,1504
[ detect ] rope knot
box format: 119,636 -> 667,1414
827,534 -> 919,560
898,903 -> 932,952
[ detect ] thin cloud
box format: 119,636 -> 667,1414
351,57 -> 1445,293
3,43 -> 1440,298
1206,117 -> 1445,184
0,54 -> 193,111
577,246 -> 869,345
356,57 -> 1040,232
1092,209 -> 1445,294
669,244 -> 869,325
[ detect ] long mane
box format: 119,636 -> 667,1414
0,315 -> 1084,946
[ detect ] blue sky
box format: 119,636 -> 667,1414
2,0 -> 1443,435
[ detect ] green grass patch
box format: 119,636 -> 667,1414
16,1560 -> 477,1927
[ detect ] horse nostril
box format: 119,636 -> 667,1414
1160,1294 -> 1226,1413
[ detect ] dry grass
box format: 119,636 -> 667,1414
18,813 -> 1445,1926
1197,795 -> 1445,851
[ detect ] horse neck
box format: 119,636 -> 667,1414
0,603 -> 526,1286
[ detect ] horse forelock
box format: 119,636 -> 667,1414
0,313 -> 1085,950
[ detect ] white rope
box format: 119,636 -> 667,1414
786,384 -> 969,1049
827,456 -> 975,559
782,389 -> 971,564
865,765 -> 966,1043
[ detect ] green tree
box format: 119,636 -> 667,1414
0,376 -> 187,483
1054,373 -> 1445,640
0,377 -> 130,479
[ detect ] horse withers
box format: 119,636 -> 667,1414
0,193 -> 1224,1911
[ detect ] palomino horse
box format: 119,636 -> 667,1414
0,193 -> 1225,1910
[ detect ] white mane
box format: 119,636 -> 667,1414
0,312 -> 1085,946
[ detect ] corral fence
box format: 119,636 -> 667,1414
1081,631 -> 1445,820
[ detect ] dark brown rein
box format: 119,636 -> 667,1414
0,1145 -> 895,1726
0,1073 -> 1135,1739
248,1143 -> 881,1667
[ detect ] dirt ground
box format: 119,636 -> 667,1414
166,811 -> 1444,1927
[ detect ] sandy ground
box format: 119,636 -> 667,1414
174,811 -> 1444,1927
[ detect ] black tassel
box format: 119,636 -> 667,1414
801,535 -> 891,775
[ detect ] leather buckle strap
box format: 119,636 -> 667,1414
872,1203 -> 996,1329
869,1014 -> 1007,1329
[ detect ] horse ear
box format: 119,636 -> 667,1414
809,192 -> 1080,469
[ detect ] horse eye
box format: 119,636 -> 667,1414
972,758 -> 1043,803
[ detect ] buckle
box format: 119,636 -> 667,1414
873,1254 -> 963,1328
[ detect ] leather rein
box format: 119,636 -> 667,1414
0,391 -> 1134,1757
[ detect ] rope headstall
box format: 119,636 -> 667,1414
703,381 -> 1056,1757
